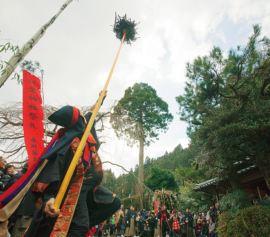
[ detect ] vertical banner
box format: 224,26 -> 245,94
23,70 -> 44,167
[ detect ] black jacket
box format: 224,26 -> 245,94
3,168 -> 27,191
0,170 -> 4,190
0,174 -> 12,187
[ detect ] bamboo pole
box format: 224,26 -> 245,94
0,0 -> 73,88
54,33 -> 126,210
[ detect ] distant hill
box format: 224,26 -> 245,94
101,144 -> 196,198
143,144 -> 194,176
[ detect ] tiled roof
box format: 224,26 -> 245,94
193,165 -> 257,191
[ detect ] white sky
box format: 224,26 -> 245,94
0,0 -> 269,176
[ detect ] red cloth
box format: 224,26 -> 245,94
86,226 -> 97,237
23,70 -> 44,167
85,224 -> 103,237
172,217 -> 180,230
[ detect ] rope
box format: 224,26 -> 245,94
102,161 -> 154,194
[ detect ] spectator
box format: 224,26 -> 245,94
206,209 -> 211,223
5,163 -> 29,235
192,210 -> 197,230
201,213 -> 206,222
110,214 -> 116,235
170,210 -> 181,237
211,203 -> 220,224
116,207 -> 125,237
0,156 -> 9,237
178,211 -> 183,220
153,213 -> 160,237
4,162 -> 28,191
157,206 -> 170,237
125,206 -> 137,237
0,156 -> 7,190
200,219 -> 209,237
183,209 -> 193,237
136,212 -> 144,235
209,218 -> 216,237
195,219 -> 202,237
140,209 -> 148,220
0,164 -> 15,194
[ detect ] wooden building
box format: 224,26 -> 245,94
193,162 -> 269,201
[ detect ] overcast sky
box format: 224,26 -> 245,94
0,0 -> 269,176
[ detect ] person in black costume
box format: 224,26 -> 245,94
23,91 -> 121,237
157,206 -> 170,237
125,206 -> 137,237
183,209 -> 193,237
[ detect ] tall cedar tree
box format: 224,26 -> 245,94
110,83 -> 173,190
176,24 -> 270,190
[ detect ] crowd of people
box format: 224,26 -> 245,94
1,154 -> 221,237
0,157 -> 30,236
91,204 -> 221,237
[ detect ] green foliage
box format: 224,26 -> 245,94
175,165 -> 210,184
101,143 -> 199,199
0,42 -> 20,84
219,189 -> 252,218
260,196 -> 270,208
121,195 -> 142,211
111,83 -> 173,146
113,15 -> 139,45
121,195 -> 152,211
20,60 -> 44,77
218,206 -> 270,237
0,42 -> 43,85
143,144 -> 195,178
177,182 -> 216,211
176,24 -> 270,185
145,166 -> 178,191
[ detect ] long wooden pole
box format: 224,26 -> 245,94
0,0 -> 73,88
54,33 -> 126,210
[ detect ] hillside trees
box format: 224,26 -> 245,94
110,83 -> 173,203
145,166 -> 178,191
176,24 -> 270,190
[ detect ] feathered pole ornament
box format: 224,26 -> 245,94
54,14 -> 138,210
113,13 -> 139,45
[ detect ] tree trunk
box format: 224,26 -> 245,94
0,0 -> 73,88
138,131 -> 144,183
138,124 -> 144,208
258,163 -> 270,190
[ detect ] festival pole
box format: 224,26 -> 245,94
54,34 -> 126,210
54,13 -> 139,210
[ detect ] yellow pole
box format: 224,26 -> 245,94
54,34 -> 126,210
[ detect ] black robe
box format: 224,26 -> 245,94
24,108 -> 120,237
183,213 -> 193,237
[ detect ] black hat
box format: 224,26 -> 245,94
48,105 -> 80,128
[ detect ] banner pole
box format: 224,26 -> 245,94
54,33 -> 126,210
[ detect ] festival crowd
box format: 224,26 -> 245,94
90,204 -> 221,237
1,154 -> 220,237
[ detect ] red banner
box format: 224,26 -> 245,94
154,197 -> 160,214
23,70 -> 44,167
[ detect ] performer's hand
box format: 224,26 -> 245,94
45,198 -> 60,218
